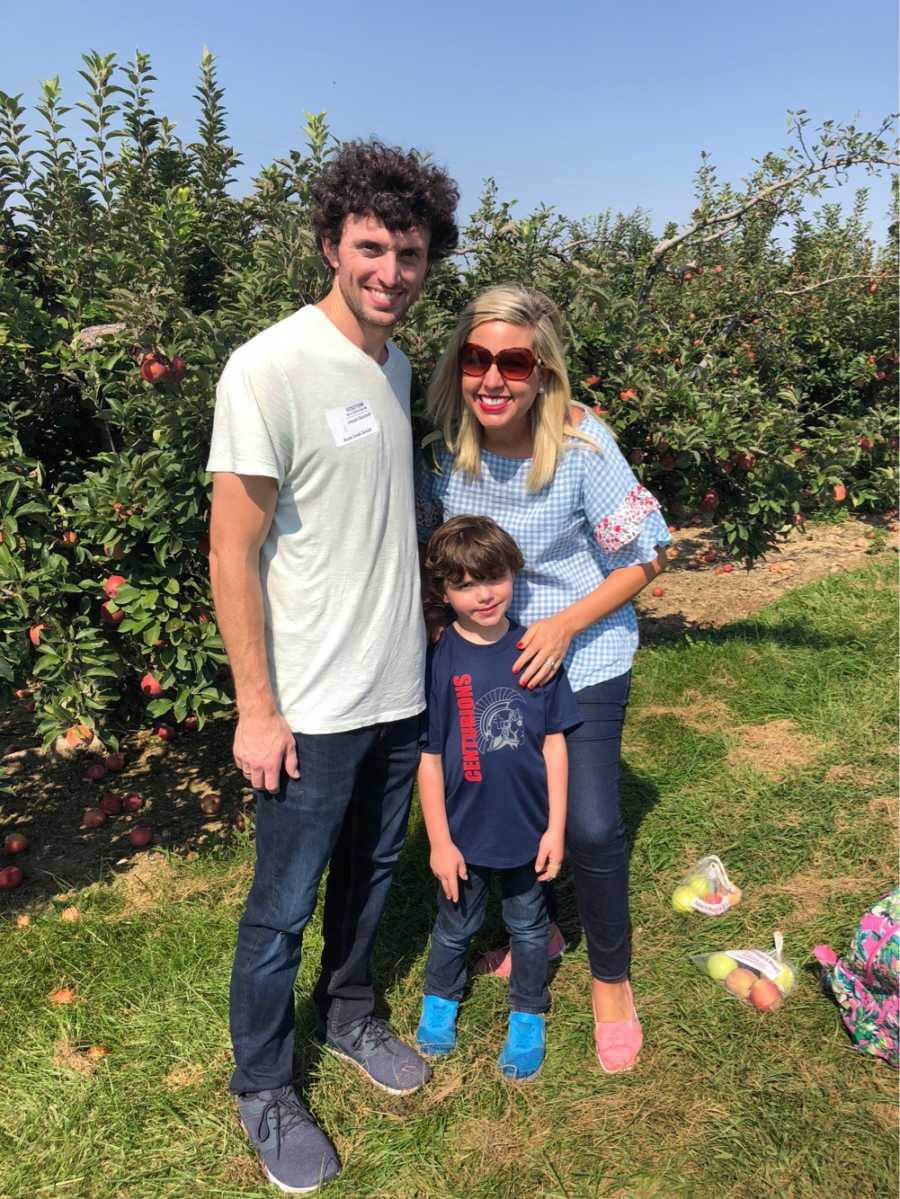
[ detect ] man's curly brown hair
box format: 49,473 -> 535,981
310,139 -> 460,264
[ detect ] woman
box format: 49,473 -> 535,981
416,284 -> 671,1072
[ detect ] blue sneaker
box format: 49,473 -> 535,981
415,994 -> 459,1056
238,1085 -> 340,1194
498,1011 -> 545,1081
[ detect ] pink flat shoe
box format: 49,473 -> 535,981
594,980 -> 643,1073
473,923 -> 567,979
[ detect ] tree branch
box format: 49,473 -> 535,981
773,272 -> 887,297
649,150 -> 899,265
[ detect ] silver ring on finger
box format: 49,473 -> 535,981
546,657 -> 557,671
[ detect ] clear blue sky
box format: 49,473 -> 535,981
2,0 -> 896,239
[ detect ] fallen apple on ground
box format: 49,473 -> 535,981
100,793 -> 122,817
128,824 -> 153,848
0,865 -> 24,889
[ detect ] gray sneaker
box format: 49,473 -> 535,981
238,1085 -> 340,1194
324,1016 -> 432,1095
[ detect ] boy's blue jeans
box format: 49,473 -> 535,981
228,716 -> 420,1096
423,863 -> 550,1013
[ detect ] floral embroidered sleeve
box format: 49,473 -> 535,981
580,416 -> 672,574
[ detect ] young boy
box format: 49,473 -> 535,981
415,515 -> 580,1081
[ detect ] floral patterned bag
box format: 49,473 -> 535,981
813,888 -> 899,1068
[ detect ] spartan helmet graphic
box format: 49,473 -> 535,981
476,687 -> 525,753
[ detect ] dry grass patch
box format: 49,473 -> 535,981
450,1094 -> 550,1169
52,1037 -> 102,1077
105,853 -> 250,917
755,869 -> 873,925
640,689 -> 733,733
868,794 -> 898,822
163,1063 -> 207,1090
110,853 -> 178,914
824,764 -> 883,787
872,1103 -> 899,1134
218,1154 -> 265,1186
726,719 -> 822,780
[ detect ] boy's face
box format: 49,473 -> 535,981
442,570 -> 514,632
322,213 -> 430,331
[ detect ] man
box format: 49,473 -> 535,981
207,139 -> 459,1194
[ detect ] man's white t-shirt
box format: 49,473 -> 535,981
207,305 -> 426,734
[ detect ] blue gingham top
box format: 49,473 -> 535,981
415,410 -> 672,692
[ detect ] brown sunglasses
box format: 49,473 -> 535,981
459,342 -> 541,382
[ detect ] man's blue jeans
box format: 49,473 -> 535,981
228,716 -> 420,1095
423,863 -> 550,1014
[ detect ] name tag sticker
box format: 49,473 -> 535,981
326,401 -> 380,447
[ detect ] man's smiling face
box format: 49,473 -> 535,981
322,213 -> 430,333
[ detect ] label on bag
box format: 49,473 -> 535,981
326,400 -> 379,447
727,949 -> 781,981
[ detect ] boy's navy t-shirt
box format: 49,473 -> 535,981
420,622 -> 580,869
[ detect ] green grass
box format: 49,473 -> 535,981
1,562 -> 897,1198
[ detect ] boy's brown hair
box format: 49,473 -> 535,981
424,515 -> 524,605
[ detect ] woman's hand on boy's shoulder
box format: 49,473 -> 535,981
512,614 -> 574,688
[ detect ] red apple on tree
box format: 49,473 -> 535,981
700,489 -> 720,511
102,574 -> 126,599
122,792 -> 144,813
105,751 -> 126,772
169,356 -> 187,382
0,866 -> 24,890
4,832 -> 27,854
833,482 -> 847,503
140,673 -> 164,698
100,601 -> 124,627
28,624 -> 45,647
140,352 -> 172,384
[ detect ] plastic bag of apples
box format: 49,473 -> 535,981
692,931 -> 797,1012
672,854 -> 742,916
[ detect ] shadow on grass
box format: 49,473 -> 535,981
638,611 -> 878,650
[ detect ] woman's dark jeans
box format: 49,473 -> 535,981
548,670 -> 632,982
424,863 -> 550,1013
228,716 -> 420,1095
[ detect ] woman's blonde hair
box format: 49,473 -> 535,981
426,283 -> 597,491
